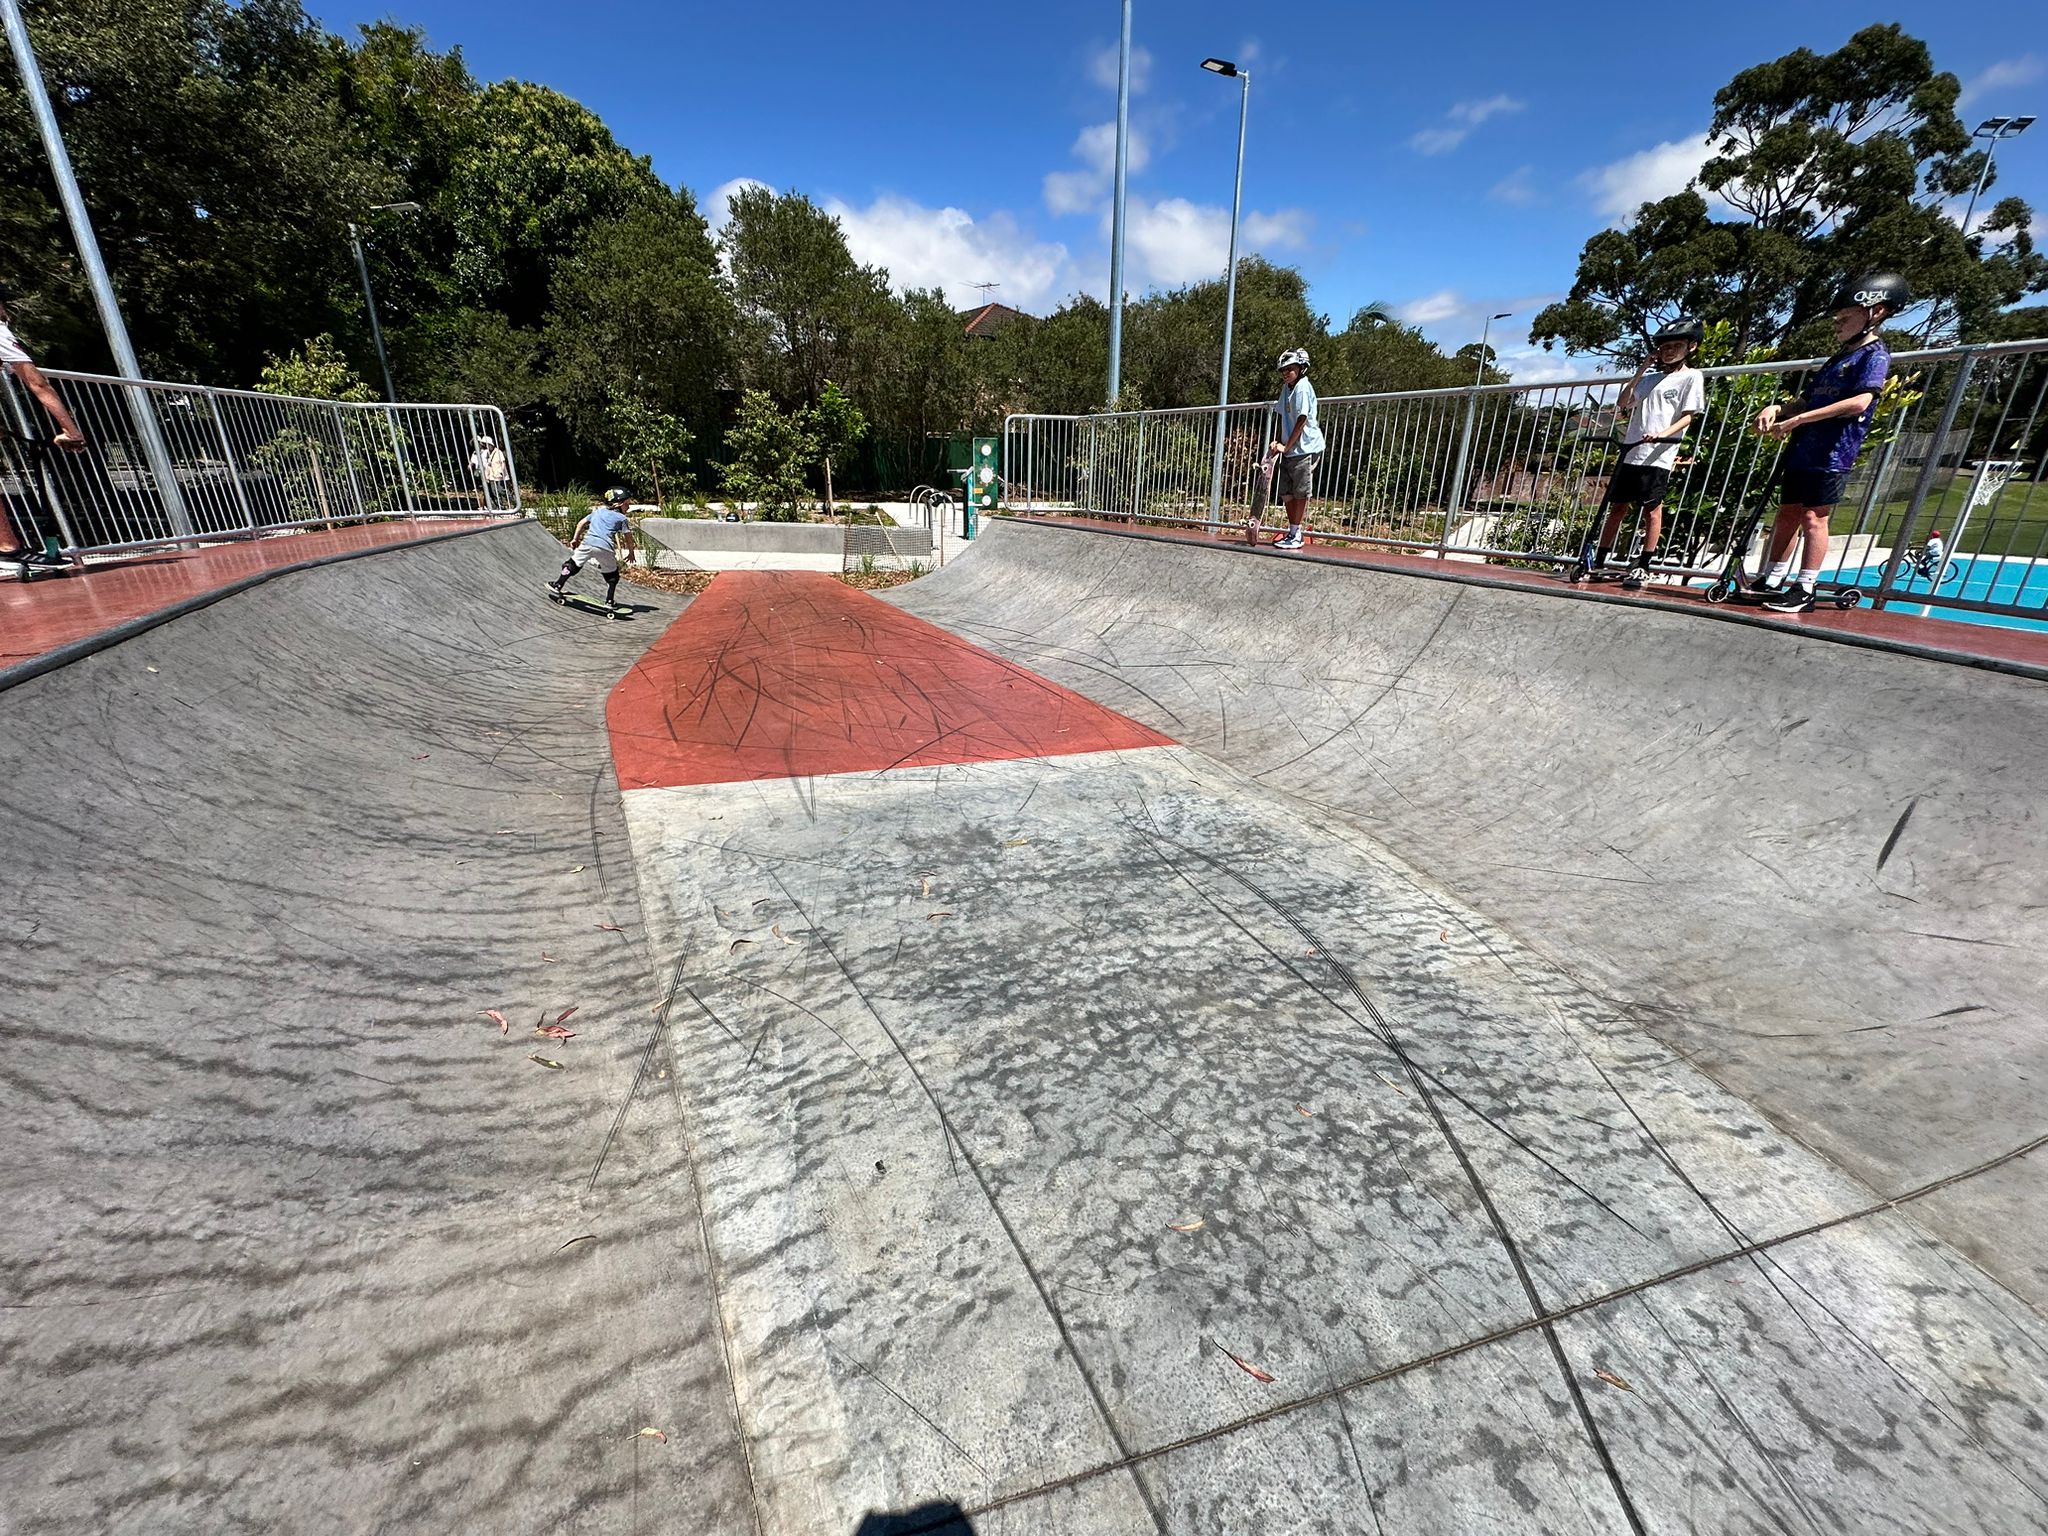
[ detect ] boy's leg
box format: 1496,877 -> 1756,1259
1760,505 -> 1806,587
549,549 -> 585,591
1621,500 -> 1667,589
602,567 -> 621,607
1595,501 -> 1635,563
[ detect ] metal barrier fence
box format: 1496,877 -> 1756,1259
1003,338 -> 2048,626
1,368 -> 521,556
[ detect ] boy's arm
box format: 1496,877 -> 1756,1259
1766,393 -> 1875,437
6,359 -> 87,449
1617,354 -> 1654,413
571,515 -> 591,544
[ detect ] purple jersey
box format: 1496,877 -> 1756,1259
1784,341 -> 1889,474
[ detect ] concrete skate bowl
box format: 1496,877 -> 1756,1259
894,518 -> 2048,1304
0,520 -> 753,1533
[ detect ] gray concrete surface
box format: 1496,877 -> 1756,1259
621,745 -> 2048,1533
0,522 -> 753,1534
892,518 -> 2048,1310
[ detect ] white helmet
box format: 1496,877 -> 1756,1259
1276,347 -> 1310,372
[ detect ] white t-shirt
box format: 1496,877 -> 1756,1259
0,322 -> 30,366
1622,366 -> 1705,469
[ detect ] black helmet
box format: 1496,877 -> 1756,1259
1654,317 -> 1704,346
1832,273 -> 1910,315
601,487 -> 629,506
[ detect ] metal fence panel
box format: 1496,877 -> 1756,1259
1002,338 -> 2048,629
1,368 -> 520,557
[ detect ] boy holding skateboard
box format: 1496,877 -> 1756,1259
1269,348 -> 1322,551
546,486 -> 636,610
0,287 -> 89,573
1750,273 -> 1905,613
1583,318 -> 1704,590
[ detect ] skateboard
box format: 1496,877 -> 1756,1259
546,586 -> 630,619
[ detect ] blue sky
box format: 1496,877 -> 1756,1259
315,1 -> 2044,381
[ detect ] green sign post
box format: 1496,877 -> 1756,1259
967,437 -> 998,538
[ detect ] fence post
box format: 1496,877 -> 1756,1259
209,398 -> 259,533
334,404 -> 370,521
1087,419 -> 1098,516
1874,349 -> 1976,613
384,405 -> 418,522
1443,386 -> 1480,551
1132,415 -> 1146,521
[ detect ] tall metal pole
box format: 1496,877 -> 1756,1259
348,223 -> 399,403
1105,0 -> 1132,408
1207,70 -> 1250,522
1475,314 -> 1496,390
2,0 -> 191,535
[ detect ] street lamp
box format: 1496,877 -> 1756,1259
1202,56 -> 1250,522
347,201 -> 421,402
1959,115 -> 2035,238
1105,0 -> 1133,408
1475,312 -> 1512,388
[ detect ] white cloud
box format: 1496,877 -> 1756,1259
1088,41 -> 1154,94
1490,166 -> 1541,206
1043,120 -> 1150,216
1119,196 -> 1311,289
1397,289 -> 1466,326
1578,131 -> 1714,219
1491,347 -> 1590,385
824,195 -> 1071,311
1410,95 -> 1526,155
1961,54 -> 2042,106
705,176 -> 771,232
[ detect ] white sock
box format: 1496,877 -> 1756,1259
1766,560 -> 1792,585
1797,567 -> 1821,589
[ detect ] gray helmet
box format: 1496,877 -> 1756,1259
1654,317 -> 1704,346
1276,347 -> 1310,372
601,487 -> 629,507
1832,273 -> 1910,315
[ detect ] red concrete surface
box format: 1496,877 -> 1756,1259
1,520 -> 512,670
608,570 -> 1174,789
1022,514 -> 2048,673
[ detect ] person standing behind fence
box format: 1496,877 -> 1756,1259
1584,318 -> 1704,590
1750,273 -> 1905,613
0,287 -> 89,571
546,486 -> 636,608
1269,348 -> 1322,551
469,434 -> 511,508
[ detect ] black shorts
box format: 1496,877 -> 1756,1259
1608,462 -> 1672,507
1780,467 -> 1850,508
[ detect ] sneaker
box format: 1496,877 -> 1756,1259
1745,573 -> 1781,596
1762,583 -> 1815,613
1273,531 -> 1306,551
1621,566 -> 1647,591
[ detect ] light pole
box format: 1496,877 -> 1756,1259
1105,0 -> 1132,408
1959,115 -> 2034,239
347,201 -> 420,403
2,0 -> 191,535
1202,57 -> 1250,522
1475,312 -> 1512,388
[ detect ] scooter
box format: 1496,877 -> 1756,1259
1700,462 -> 1862,611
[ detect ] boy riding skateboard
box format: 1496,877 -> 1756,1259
546,487 -> 636,611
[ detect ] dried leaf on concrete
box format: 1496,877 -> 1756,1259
596,923 -> 625,933
1593,1368 -> 1634,1393
1168,1219 -> 1205,1233
728,938 -> 755,955
541,952 -> 559,963
634,1427 -> 668,1443
1296,1105 -> 1313,1117
529,1054 -> 563,1070
1374,1071 -> 1408,1096
558,1235 -> 595,1251
483,1009 -> 509,1035
772,924 -> 797,946
554,1006 -> 579,1025
1002,838 -> 1031,848
919,876 -> 933,898
1223,1348 -> 1275,1383
927,911 -> 954,923
536,1024 -> 577,1041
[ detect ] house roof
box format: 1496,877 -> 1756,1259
961,302 -> 1031,338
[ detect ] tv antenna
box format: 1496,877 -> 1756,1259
969,280 -> 1000,303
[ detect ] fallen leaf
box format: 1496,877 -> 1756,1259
1223,1348 -> 1275,1383
554,1006 -> 578,1025
1593,1368 -> 1634,1393
483,1008 -> 509,1035
927,911 -> 954,923
1296,1105 -> 1313,1117
633,1427 -> 667,1444
919,876 -> 933,898
1002,837 -> 1031,848
1168,1219 -> 1205,1233
1302,948 -> 1319,958
1374,1071 -> 1408,1096
410,754 -> 430,761
558,1235 -> 595,1251
772,924 -> 797,946
1438,928 -> 1449,942
656,1069 -> 667,1079
540,952 -> 560,963
536,1024 -> 577,1040
728,938 -> 755,955
528,1054 -> 563,1070
595,923 -> 625,933
145,665 -> 159,674
571,864 -> 586,873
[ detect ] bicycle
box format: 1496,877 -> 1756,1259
1891,545 -> 1962,589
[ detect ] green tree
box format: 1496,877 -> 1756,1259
722,187 -> 887,407
254,333 -> 377,402
248,334 -> 380,523
607,392 -> 694,509
1331,308 -> 1477,394
1532,25 -> 2045,361
719,389 -> 816,521
808,381 -> 867,518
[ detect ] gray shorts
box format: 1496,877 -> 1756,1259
1276,452 -> 1320,500
570,545 -> 619,574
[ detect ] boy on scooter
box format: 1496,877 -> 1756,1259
1751,273 -> 1906,612
1583,318 -> 1705,589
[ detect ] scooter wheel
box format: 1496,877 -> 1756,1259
1704,579 -> 1736,605
1833,589 -> 1861,610
1567,568 -> 1590,585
